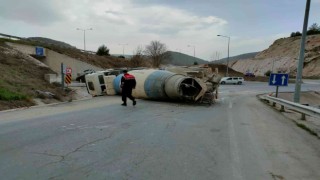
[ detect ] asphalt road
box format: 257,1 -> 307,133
1,82 -> 320,180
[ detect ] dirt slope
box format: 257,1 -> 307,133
231,35 -> 320,78
0,43 -> 71,110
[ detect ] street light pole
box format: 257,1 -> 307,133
294,0 -> 311,103
217,35 -> 230,76
76,28 -> 93,51
119,43 -> 128,56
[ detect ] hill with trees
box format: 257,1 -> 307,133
211,52 -> 259,64
166,51 -> 209,66
27,37 -> 76,49
290,23 -> 320,37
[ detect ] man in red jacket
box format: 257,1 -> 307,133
121,70 -> 137,106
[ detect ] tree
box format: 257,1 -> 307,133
96,44 -> 110,56
131,46 -> 145,67
295,31 -> 302,36
307,23 -> 320,35
290,31 -> 302,37
144,40 -> 170,67
290,32 -> 296,37
264,70 -> 271,77
309,23 -> 320,31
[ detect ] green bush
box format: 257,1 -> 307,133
0,88 -> 27,101
265,70 -> 272,77
96,44 -> 110,56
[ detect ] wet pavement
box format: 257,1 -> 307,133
1,82 -> 320,180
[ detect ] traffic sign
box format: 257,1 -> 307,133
269,73 -> 289,86
65,74 -> 72,84
35,47 -> 44,56
66,67 -> 72,75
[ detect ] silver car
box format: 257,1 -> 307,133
220,77 -> 244,85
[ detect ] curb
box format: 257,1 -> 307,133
0,97 -> 93,113
258,93 -> 320,139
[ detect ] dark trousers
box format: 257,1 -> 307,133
122,88 -> 135,104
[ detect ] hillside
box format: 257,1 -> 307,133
2,37 -> 140,69
231,35 -> 320,78
212,52 -> 259,64
166,51 -> 209,66
0,42 -> 71,110
27,37 -> 75,49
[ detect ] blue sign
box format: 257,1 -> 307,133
269,73 -> 289,86
35,47 -> 44,56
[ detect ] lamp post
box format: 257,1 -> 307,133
76,28 -> 93,51
217,35 -> 230,76
294,0 -> 311,103
119,43 -> 128,57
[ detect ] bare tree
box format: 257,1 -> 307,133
309,23 -> 320,31
144,40 -> 170,67
131,46 -> 145,67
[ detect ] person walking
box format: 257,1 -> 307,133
121,70 -> 137,106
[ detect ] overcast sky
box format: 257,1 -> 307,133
0,0 -> 319,60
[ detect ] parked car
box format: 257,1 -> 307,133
220,77 -> 244,85
244,72 -> 255,77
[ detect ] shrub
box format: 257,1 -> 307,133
265,70 -> 272,77
0,88 -> 27,101
96,44 -> 110,56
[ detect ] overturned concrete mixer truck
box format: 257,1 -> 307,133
85,68 -> 221,103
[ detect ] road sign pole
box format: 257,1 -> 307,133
276,86 -> 279,98
294,0 -> 311,103
61,63 -> 65,89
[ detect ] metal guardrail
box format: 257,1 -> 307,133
0,33 -> 24,40
260,95 -> 320,120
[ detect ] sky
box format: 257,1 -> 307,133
0,0 -> 319,60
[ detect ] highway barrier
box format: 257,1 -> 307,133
260,95 -> 320,120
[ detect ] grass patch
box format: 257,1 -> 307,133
0,88 -> 27,101
295,122 -> 318,137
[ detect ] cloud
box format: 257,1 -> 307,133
0,0 -> 65,25
78,1 -> 227,35
132,6 -> 227,35
0,0 -> 228,59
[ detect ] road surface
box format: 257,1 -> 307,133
1,82 -> 320,180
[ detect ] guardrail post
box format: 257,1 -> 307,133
272,102 -> 276,107
280,105 -> 285,112
301,113 -> 306,120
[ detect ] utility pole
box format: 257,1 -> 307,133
119,43 -> 128,56
294,0 -> 311,103
76,28 -> 93,51
217,35 -> 230,76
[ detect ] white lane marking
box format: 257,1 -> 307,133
228,109 -> 244,180
229,102 -> 233,109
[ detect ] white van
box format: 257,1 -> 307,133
220,77 -> 244,85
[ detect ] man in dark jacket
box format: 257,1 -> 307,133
121,70 -> 137,106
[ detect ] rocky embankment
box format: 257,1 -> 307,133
231,35 -> 320,78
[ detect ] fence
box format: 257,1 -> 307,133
260,95 -> 320,120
